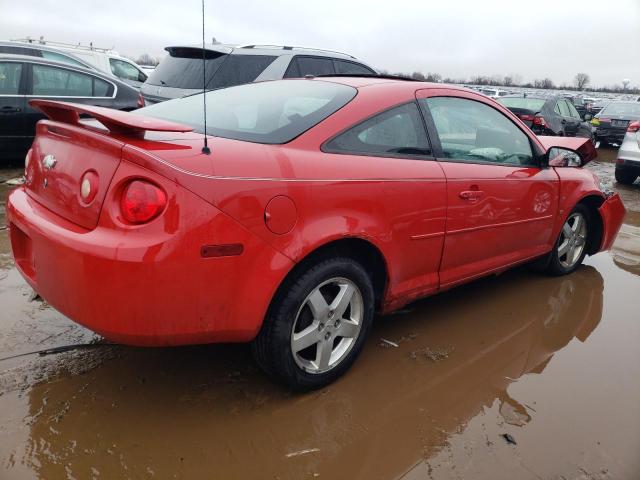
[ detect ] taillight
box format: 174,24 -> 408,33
120,180 -> 166,224
519,114 -> 534,122
627,121 -> 640,133
532,116 -> 547,127
137,93 -> 145,108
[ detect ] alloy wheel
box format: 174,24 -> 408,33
290,277 -> 363,374
557,212 -> 587,269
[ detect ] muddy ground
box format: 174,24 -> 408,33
0,147 -> 638,479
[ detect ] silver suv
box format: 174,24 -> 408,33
141,44 -> 376,104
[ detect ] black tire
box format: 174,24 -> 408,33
615,168 -> 637,185
252,256 -> 375,391
546,204 -> 591,276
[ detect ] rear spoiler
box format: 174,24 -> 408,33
29,100 -> 193,136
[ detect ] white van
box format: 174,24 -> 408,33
8,38 -> 148,88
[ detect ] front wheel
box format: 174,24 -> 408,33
252,257 -> 374,390
546,204 -> 590,276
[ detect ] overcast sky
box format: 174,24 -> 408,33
2,0 -> 639,88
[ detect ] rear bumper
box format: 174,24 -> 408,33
7,170 -> 293,346
595,127 -> 626,144
598,193 -> 626,252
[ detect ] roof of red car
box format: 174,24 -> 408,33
306,75 -> 465,93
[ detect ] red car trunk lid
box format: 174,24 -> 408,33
26,121 -> 124,230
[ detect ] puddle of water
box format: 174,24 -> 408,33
0,163 -> 638,479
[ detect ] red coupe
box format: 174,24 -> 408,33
7,77 -> 625,389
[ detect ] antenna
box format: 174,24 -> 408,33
201,0 -> 211,154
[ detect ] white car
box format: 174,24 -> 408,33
6,39 -> 148,88
479,87 -> 511,98
616,121 -> 640,185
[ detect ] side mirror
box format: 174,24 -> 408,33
547,147 -> 582,167
583,113 -> 593,121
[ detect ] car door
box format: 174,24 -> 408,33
566,101 -> 591,138
416,89 -> 559,289
322,101 -> 446,299
557,99 -> 579,136
0,60 -> 27,158
24,62 -> 117,140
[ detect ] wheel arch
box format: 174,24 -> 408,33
577,194 -> 605,255
269,236 -> 390,315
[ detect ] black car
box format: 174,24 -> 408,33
497,95 -> 593,140
0,54 -> 142,161
592,101 -> 640,146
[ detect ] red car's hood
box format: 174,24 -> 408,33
537,135 -> 598,165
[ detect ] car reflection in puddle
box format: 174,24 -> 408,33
15,266 -> 603,479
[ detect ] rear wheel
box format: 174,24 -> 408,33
546,204 -> 590,276
252,257 -> 374,390
615,168 -> 637,185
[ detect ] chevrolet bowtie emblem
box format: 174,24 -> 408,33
42,154 -> 57,171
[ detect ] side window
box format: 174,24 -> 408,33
334,60 -> 374,75
0,62 -> 23,94
93,78 -> 113,97
566,101 -> 581,119
554,102 -> 562,115
32,65 -> 93,96
324,102 -> 431,157
558,100 -> 571,117
422,96 -> 534,165
40,50 -> 88,68
0,46 -> 42,57
291,57 -> 335,77
109,58 -> 145,82
208,55 -> 276,89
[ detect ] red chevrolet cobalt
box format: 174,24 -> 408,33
7,77 -> 625,389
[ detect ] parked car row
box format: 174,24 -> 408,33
1,38 -> 148,88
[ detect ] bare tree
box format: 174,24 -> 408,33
411,71 -> 426,81
425,72 -> 441,83
503,75 -> 513,87
574,73 -> 590,90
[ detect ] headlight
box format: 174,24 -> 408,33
591,118 -> 600,126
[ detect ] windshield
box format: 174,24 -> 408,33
497,97 -> 546,112
600,102 -> 640,116
138,79 -> 357,144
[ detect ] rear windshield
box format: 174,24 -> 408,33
146,48 -> 276,90
600,102 -> 640,116
497,97 -> 546,112
147,48 -> 227,89
138,79 -> 357,144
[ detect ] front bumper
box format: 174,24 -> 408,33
598,193 -> 626,252
7,166 -> 293,346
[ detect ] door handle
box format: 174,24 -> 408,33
561,119 -> 567,124
0,106 -> 21,114
459,190 -> 484,202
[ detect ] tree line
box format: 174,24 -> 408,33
383,70 -> 639,95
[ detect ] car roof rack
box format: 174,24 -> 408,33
238,44 -> 356,59
313,73 -> 419,82
10,37 -> 116,53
